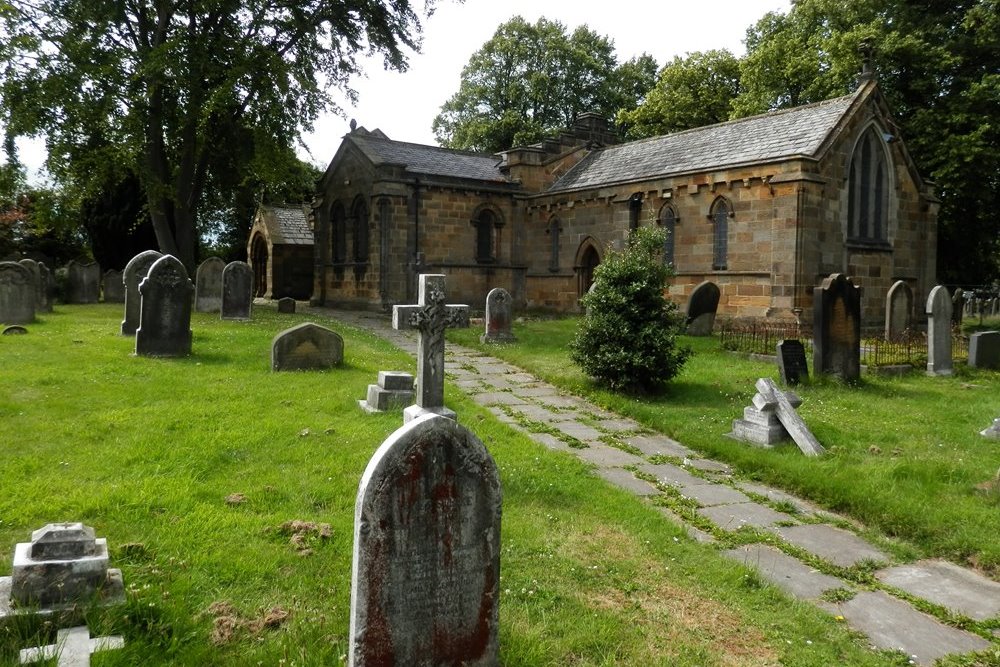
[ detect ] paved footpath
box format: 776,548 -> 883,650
311,306 -> 1000,666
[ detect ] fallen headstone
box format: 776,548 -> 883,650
19,625 -> 124,666
359,371 -> 415,412
730,378 -> 823,456
271,322 -> 343,371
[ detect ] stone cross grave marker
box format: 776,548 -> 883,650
685,280 -> 721,336
121,250 -> 163,335
194,256 -> 225,313
348,413 -> 501,667
884,280 -> 912,339
813,273 -> 861,381
392,274 -> 470,422
777,339 -> 809,385
19,625 -> 124,667
925,285 -> 953,376
481,287 -> 516,344
0,261 -> 36,325
136,255 -> 193,357
221,260 -> 253,320
755,377 -> 824,456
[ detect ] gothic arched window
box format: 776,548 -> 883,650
848,127 -> 889,242
710,197 -> 730,270
659,205 -> 677,267
352,197 -> 369,263
331,202 -> 346,263
547,217 -> 562,272
472,208 -> 502,263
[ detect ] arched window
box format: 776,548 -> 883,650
472,208 -> 502,263
659,204 -> 677,267
331,202 -> 346,263
710,197 -> 730,270
352,197 -> 369,263
848,126 -> 889,242
547,217 -> 562,272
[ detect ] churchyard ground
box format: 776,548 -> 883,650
0,304 -> 921,665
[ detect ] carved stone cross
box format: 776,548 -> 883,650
19,626 -> 124,667
392,274 -> 469,422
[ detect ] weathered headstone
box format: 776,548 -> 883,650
951,288 -> 966,325
348,413 -> 501,667
480,287 -> 516,344
101,270 -> 125,303
731,378 -> 823,456
121,250 -> 163,335
277,296 -> 296,314
65,260 -> 100,304
3,325 -> 28,335
19,625 -> 125,667
981,418 -> 1000,440
968,331 -> 1000,370
194,256 -> 225,313
271,322 -> 343,371
221,261 -> 253,320
135,255 -> 193,357
685,280 -> 721,336
925,285 -> 953,376
884,280 -> 913,339
359,371 -> 416,413
0,261 -> 36,325
36,262 -> 53,313
17,259 -> 42,312
813,273 -> 861,381
392,274 -> 470,422
777,339 -> 809,385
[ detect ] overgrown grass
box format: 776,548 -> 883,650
451,317 -> 1000,576
0,305 -> 910,665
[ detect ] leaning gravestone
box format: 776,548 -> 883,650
813,273 -> 861,381
194,256 -> 225,313
925,285 -> 953,376
968,331 -> 1000,370
481,287 -> 516,344
135,255 -> 193,357
0,261 -> 36,325
65,260 -> 100,304
685,281 -> 721,336
277,296 -> 296,314
884,280 -> 913,339
102,269 -> 125,303
349,413 -> 501,667
121,250 -> 163,335
221,261 -> 253,320
777,339 -> 809,385
271,322 -> 343,371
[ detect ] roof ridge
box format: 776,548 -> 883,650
352,134 -> 500,159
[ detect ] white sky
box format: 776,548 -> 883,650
9,0 -> 790,178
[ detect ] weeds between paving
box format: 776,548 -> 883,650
0,304 -> 917,665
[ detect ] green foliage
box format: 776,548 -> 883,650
570,226 -> 691,392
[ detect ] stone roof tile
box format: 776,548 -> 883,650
268,205 -> 312,246
351,135 -> 509,183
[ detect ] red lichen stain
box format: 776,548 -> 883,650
432,559 -> 497,661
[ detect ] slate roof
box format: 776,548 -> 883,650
549,89 -> 862,193
350,134 -> 509,184
264,205 -> 312,246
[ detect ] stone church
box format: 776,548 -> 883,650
255,78 -> 938,329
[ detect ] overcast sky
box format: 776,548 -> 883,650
8,0 -> 791,178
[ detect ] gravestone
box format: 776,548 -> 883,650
685,281 -> 721,336
968,331 -> 1000,369
951,288 -> 966,325
65,260 -> 100,304
194,256 -> 225,313
359,371 -> 416,413
101,270 -> 125,303
277,296 -> 296,314
36,262 -> 53,312
392,274 -> 470,422
813,273 -> 861,381
730,378 -> 823,456
135,255 -> 193,357
121,250 -> 163,335
981,418 -> 1000,439
221,261 -> 253,320
19,625 -> 125,666
481,287 -> 516,344
271,322 -> 343,371
0,261 -> 36,325
17,259 -> 41,312
348,413 -> 501,667
777,339 -> 809,385
925,285 -> 953,376
3,325 -> 28,335
884,280 -> 913,339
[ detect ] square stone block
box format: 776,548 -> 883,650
378,371 -> 414,391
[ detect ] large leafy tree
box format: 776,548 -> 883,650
432,16 -> 656,153
1,0 -> 428,271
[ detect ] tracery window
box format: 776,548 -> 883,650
848,127 -> 889,242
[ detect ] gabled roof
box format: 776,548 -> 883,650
549,87 -> 865,193
259,205 -> 312,246
349,133 -> 510,184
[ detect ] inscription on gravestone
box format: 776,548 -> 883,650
777,339 -> 809,385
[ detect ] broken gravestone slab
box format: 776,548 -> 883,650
359,371 -> 415,413
730,378 -> 823,456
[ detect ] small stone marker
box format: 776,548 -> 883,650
19,625 -> 125,667
277,296 -> 296,313
101,270 -> 124,303
968,331 -> 1000,369
925,285 -> 953,376
271,322 -> 343,371
359,371 -> 416,412
481,287 -> 516,343
0,261 -> 36,325
685,280 -> 721,336
3,325 -> 28,335
194,256 -> 225,312
392,274 -> 470,422
121,250 -> 163,335
813,273 -> 861,381
221,260 -> 253,320
777,339 -> 809,385
980,418 -> 1000,439
135,255 -> 193,357
731,378 -> 823,456
884,280 -> 912,339
348,413 -> 501,666
65,260 -> 100,304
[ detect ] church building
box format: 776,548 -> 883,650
265,78 -> 938,329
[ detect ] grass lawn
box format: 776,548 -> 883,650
450,316 -> 1000,580
0,304 -> 923,665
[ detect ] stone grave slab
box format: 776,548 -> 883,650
221,260 -> 253,320
875,560 -> 1000,621
480,287 -> 516,343
813,273 -> 861,381
135,255 -> 193,357
594,418 -> 641,433
194,256 -> 225,313
685,281 -> 720,336
700,502 -> 795,530
348,414 -> 500,666
271,322 -> 343,371
682,458 -> 731,474
574,445 -> 644,468
736,482 -> 816,514
594,468 -> 659,496
0,261 -> 36,325
528,432 -> 572,452
121,250 -> 163,335
503,372 -> 535,384
770,524 -> 887,568
678,484 -> 750,507
625,434 -> 694,458
776,339 -> 808,385
19,625 -> 124,667
968,331 -> 1000,369
514,386 -> 563,398
724,544 -> 845,599
537,395 -> 584,410
636,463 -> 703,488
925,285 -> 953,375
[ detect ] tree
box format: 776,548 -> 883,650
1,0 -> 427,271
617,50 -> 742,140
570,226 -> 691,393
432,17 -> 656,153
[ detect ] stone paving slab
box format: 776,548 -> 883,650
771,524 -> 889,568
510,404 -> 574,424
698,502 -> 795,531
654,507 -> 715,544
513,386 -> 562,398
471,391 -> 527,406
575,445 -> 645,468
553,420 -> 604,442
595,468 -> 660,496
475,364 -> 513,375
594,418 -> 643,433
735,481 -> 818,514
478,375 -> 514,390
724,544 -> 845,600
875,560 -> 1000,621
505,373 -> 537,384
527,432 -> 572,452
452,379 -> 483,390
682,458 -> 731,474
486,406 -> 519,426
820,591 -> 992,666
538,395 -> 586,410
636,463 -> 704,488
626,435 -> 694,458
678,484 -> 750,507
